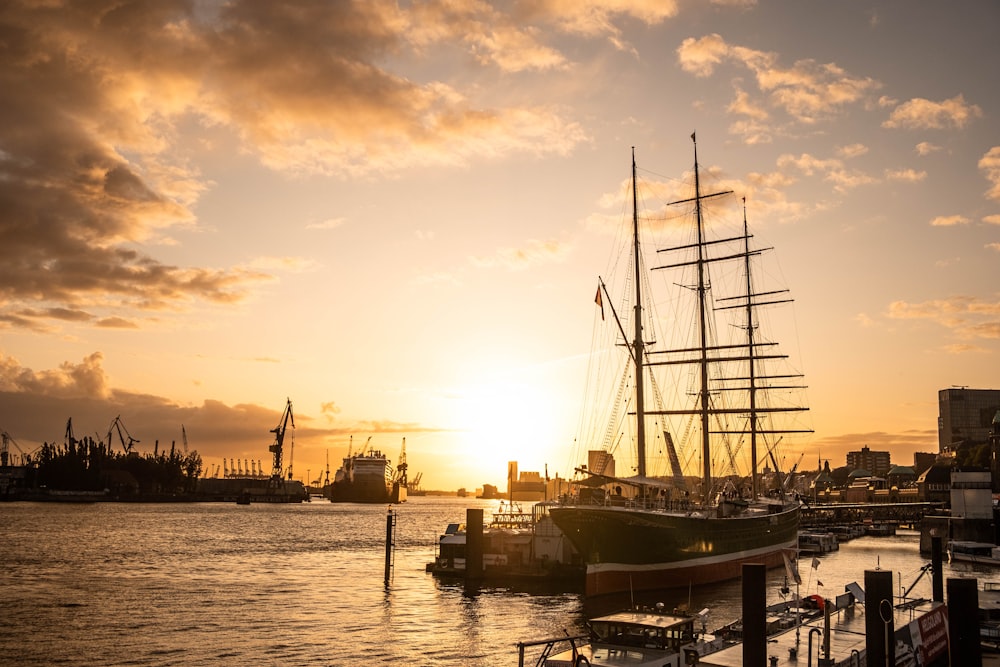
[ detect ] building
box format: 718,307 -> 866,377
846,445 -> 891,477
587,450 -> 615,477
506,461 -> 546,501
912,452 -> 938,477
938,387 -> 1000,451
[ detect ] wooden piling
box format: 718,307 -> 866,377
384,507 -> 394,586
742,563 -> 766,667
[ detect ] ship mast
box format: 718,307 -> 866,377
691,136 -> 712,501
631,148 -> 647,479
741,199 -> 760,499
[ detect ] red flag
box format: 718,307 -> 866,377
595,287 -> 604,320
817,580 -> 824,587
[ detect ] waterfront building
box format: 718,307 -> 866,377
886,464 -> 916,489
938,387 -> 1000,451
846,445 -> 891,477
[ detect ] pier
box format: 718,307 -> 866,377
800,501 -> 943,530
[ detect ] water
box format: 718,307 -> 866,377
2,498 -> 996,666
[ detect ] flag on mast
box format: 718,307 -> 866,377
595,286 -> 604,320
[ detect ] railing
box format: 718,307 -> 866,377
515,633 -> 589,667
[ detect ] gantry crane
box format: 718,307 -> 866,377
268,398 -> 294,483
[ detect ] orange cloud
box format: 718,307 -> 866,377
677,34 -> 880,124
979,147 -> 1000,202
930,215 -> 970,227
471,238 -> 573,270
882,95 -> 983,130
887,296 -> 1000,341
1,1 -> 594,332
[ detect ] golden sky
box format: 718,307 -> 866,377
1,0 -> 998,489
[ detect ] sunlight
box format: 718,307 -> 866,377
452,378 -> 563,483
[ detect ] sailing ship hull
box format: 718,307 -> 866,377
549,502 -> 799,596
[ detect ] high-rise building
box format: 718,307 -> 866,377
846,445 -> 891,477
938,388 -> 1000,451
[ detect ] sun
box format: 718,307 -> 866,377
452,378 -> 565,481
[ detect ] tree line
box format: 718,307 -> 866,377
29,435 -> 203,496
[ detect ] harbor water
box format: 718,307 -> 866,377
2,497 -> 996,666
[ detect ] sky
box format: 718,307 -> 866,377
1,0 -> 998,491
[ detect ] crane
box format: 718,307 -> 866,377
107,415 -> 139,455
783,452 -> 806,491
65,418 -> 75,449
393,437 -> 408,486
268,398 -> 294,483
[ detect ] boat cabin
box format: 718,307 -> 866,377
589,610 -> 697,652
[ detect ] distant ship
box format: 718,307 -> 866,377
328,437 -> 407,504
549,136 -> 810,596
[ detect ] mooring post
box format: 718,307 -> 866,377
384,506 -> 394,586
465,507 -> 484,585
930,535 -> 944,603
948,577 -> 982,665
742,563 -> 767,667
865,569 -> 894,667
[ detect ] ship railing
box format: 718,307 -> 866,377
516,633 -> 589,667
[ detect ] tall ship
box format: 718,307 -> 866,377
549,136 -> 811,596
328,437 -> 407,503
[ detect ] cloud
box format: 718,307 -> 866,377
0,352 -> 111,400
471,238 -> 572,270
884,168 -> 927,183
531,0 -> 679,46
677,34 -> 880,123
825,169 -> 877,192
0,1 -> 591,332
882,95 -> 983,130
984,215 -> 1000,226
837,143 -> 868,159
0,350 -> 433,468
930,215 -> 970,227
987,242 -> 1000,252
776,153 -> 843,176
320,401 -> 342,421
915,142 -> 941,156
775,151 -> 880,193
887,296 -> 1000,341
306,217 -> 347,231
979,147 -> 1000,203
96,317 -> 140,329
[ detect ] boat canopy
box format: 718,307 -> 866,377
572,467 -> 676,491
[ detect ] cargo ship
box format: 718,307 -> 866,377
328,437 -> 407,503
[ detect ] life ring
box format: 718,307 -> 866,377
574,656 -> 591,667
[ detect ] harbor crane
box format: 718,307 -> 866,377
107,415 -> 139,455
65,418 -> 76,449
268,398 -> 295,483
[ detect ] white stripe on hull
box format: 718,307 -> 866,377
584,538 -> 797,596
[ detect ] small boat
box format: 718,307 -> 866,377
426,501 -> 582,584
949,540 -> 1000,565
798,531 -> 839,554
517,604 -> 727,667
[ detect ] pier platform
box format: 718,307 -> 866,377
699,597 -> 948,667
